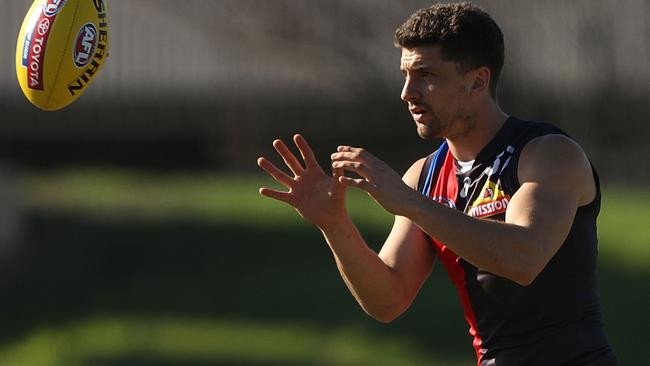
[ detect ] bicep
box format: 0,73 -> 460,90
506,134 -> 595,260
506,182 -> 578,259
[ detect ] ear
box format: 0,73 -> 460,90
469,66 -> 491,95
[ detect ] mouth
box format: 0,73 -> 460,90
409,105 -> 428,121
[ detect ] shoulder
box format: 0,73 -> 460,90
519,134 -> 588,178
506,117 -> 566,146
403,157 -> 428,190
518,134 -> 596,206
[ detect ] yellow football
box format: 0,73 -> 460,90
15,0 -> 109,111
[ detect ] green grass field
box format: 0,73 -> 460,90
0,168 -> 646,365
22,168 -> 650,270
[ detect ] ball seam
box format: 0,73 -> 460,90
45,0 -> 80,109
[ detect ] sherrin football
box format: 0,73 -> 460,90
15,0 -> 109,111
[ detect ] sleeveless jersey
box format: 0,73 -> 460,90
416,117 -> 617,366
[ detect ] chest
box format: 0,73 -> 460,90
426,144 -> 519,220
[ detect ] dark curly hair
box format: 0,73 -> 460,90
395,2 -> 504,97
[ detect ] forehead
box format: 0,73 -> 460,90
400,46 -> 452,70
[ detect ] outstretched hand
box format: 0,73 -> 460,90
257,134 -> 348,229
331,146 -> 417,216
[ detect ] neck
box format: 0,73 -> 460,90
446,101 -> 508,162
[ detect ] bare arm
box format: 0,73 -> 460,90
332,134 -> 596,286
321,158 -> 435,322
258,135 -> 435,322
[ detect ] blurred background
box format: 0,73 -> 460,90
0,0 -> 648,365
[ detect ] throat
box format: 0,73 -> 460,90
446,113 -> 509,162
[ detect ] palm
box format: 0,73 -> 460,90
293,170 -> 344,218
258,135 -> 347,227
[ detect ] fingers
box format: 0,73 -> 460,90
337,146 -> 364,153
331,146 -> 374,183
273,139 -> 304,176
257,157 -> 294,188
257,155 -> 294,204
332,166 -> 344,180
332,146 -> 375,165
331,161 -> 371,178
294,134 -> 320,169
334,146 -> 366,160
258,187 -> 293,204
339,176 -> 374,192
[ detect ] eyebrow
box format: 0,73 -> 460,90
400,64 -> 436,72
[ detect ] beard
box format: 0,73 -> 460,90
414,104 -> 474,141
416,121 -> 444,140
414,108 -> 452,140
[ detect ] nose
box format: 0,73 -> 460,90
400,76 -> 419,102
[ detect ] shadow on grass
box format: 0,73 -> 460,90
86,356 -> 304,366
0,211 -> 642,364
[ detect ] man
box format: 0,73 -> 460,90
257,3 -> 617,365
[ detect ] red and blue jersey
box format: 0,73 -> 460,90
417,117 -> 617,366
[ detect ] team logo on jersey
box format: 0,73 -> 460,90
468,180 -> 510,218
483,187 -> 494,199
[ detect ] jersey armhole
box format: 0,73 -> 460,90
509,134 -> 602,212
416,154 -> 435,194
578,163 -> 601,212
416,141 -> 449,196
